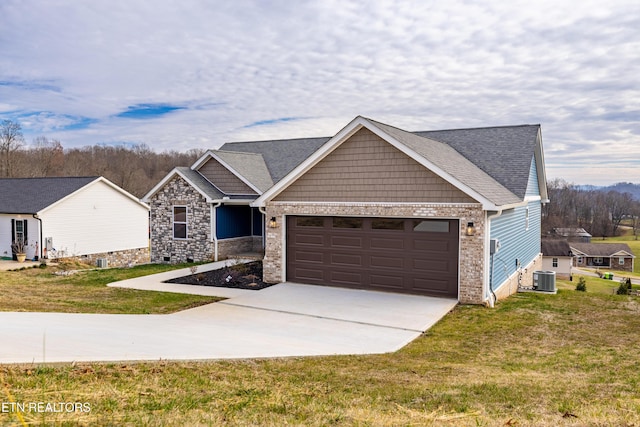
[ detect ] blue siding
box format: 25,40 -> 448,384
525,157 -> 539,197
489,201 -> 541,289
216,205 -> 252,239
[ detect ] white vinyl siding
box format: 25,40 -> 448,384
39,180 -> 148,256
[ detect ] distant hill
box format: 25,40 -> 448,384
598,182 -> 640,200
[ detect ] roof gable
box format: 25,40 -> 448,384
273,127 -> 477,203
0,177 -> 99,214
142,167 -> 224,203
254,116 -> 526,209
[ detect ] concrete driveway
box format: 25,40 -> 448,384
0,263 -> 457,364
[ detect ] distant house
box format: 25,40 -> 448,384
145,116 -> 549,305
552,227 -> 592,243
0,177 -> 150,267
541,240 -> 573,279
570,242 -> 635,272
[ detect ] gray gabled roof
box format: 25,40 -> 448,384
570,242 -> 635,258
0,176 -> 99,214
220,137 -> 330,183
541,239 -> 573,257
213,150 -> 274,192
415,125 -> 541,199
175,167 -> 225,201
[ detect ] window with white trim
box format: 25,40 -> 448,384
173,206 -> 187,239
552,258 -> 558,268
619,257 -> 625,265
525,207 -> 530,231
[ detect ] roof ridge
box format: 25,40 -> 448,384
416,124 -> 540,133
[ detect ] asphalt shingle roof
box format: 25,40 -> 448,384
415,125 -> 541,199
175,167 -> 225,201
220,137 -> 330,183
541,240 -> 573,257
570,242 -> 635,257
214,151 -> 274,192
0,177 -> 99,214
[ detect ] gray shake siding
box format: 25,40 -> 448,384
149,175 -> 214,263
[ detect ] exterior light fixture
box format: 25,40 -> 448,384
269,217 -> 278,228
466,222 -> 476,236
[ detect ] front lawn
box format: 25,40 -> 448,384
2,276 -> 639,425
0,262 -> 221,314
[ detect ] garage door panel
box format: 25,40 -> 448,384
412,258 -> 451,273
330,270 -> 363,286
331,253 -> 363,267
370,237 -> 405,250
287,217 -> 458,298
330,235 -> 364,248
412,277 -> 456,293
293,234 -> 325,246
413,239 -> 451,252
289,267 -> 325,282
293,250 -> 324,263
370,255 -> 404,269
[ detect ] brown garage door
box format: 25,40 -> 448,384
286,216 -> 458,297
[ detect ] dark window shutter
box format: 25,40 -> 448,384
23,220 -> 28,242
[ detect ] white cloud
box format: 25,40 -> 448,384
0,0 -> 639,185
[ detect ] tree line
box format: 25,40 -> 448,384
543,178 -> 640,239
1,119 -> 203,197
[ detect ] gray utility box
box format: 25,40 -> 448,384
533,271 -> 556,292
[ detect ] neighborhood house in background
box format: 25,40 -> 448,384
0,176 -> 150,267
144,116 -> 549,306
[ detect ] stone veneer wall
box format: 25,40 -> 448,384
493,253 -> 543,301
149,175 -> 214,263
264,202 -> 486,304
57,247 -> 150,268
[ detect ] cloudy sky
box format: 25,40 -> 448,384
1,0 -> 638,186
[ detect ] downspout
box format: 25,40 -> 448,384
486,209 -> 502,307
211,201 -> 222,261
258,206 -> 267,251
32,214 -> 43,260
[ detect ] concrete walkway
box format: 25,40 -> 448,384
0,262 -> 457,364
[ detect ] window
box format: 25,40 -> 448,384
525,207 -> 530,231
173,206 -> 187,239
296,217 -> 324,227
333,217 -> 363,228
552,258 -> 558,268
14,219 -> 27,243
413,220 -> 449,233
594,257 -> 603,265
372,219 -> 404,230
619,257 -> 625,265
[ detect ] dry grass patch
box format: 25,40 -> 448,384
0,263 -> 220,314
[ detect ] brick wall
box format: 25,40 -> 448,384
264,201 -> 486,304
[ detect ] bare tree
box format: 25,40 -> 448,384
0,120 -> 25,177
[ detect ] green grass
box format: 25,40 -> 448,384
2,286 -> 640,425
0,262 -> 221,314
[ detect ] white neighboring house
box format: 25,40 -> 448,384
0,176 -> 150,267
541,240 -> 574,280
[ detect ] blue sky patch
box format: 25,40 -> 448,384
116,103 -> 185,119
243,117 -> 306,128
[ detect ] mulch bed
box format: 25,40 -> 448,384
165,261 -> 274,290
